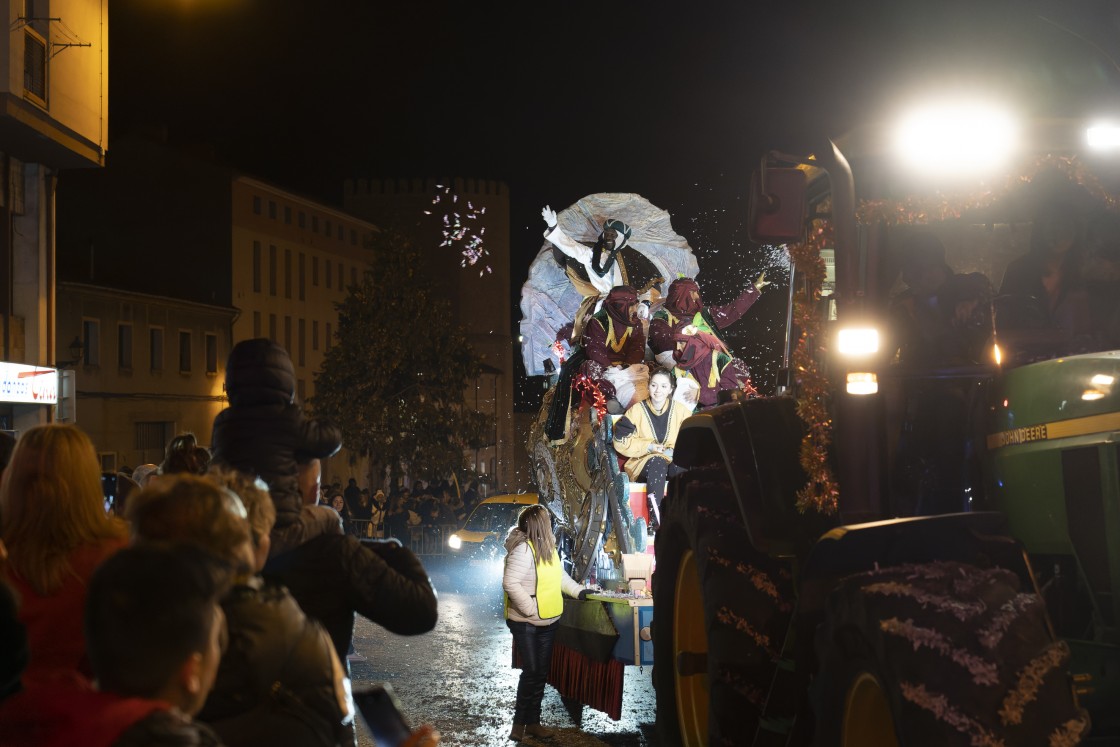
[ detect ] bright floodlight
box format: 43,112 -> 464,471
1087,124 -> 1120,151
894,100 -> 1018,175
837,327 -> 880,357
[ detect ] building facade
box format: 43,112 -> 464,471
56,282 -> 235,471
0,0 -> 107,433
230,177 -> 378,408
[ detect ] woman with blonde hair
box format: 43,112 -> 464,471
0,424 -> 128,685
502,504 -> 592,741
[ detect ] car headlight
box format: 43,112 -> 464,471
448,534 -> 462,550
837,327 -> 880,357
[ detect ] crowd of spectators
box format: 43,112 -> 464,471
315,476 -> 484,553
0,338 -> 443,746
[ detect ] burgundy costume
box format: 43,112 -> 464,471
649,277 -> 760,358
580,286 -> 645,401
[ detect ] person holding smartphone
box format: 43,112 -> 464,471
502,505 -> 592,742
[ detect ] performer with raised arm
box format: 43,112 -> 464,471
541,205 -> 664,338
649,274 -> 769,407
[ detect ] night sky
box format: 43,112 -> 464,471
108,0 -> 1120,396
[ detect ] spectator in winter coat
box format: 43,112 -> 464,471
265,460 -> 438,668
128,472 -> 353,747
0,542 -> 229,747
211,338 -> 343,556
0,424 -> 129,688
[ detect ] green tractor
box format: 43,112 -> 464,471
653,104 -> 1120,745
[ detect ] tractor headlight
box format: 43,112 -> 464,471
837,327 -> 880,357
846,372 -> 879,395
1087,123 -> 1120,152
894,99 -> 1018,176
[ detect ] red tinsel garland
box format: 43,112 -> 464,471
551,339 -> 567,365
572,373 -> 608,422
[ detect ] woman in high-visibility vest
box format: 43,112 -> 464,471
502,504 -> 593,742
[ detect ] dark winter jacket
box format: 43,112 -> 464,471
211,338 -> 342,528
197,577 -> 349,747
263,537 -> 438,666
114,709 -> 226,747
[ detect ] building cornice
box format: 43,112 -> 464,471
58,281 -> 239,315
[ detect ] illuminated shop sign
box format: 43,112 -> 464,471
0,362 -> 58,405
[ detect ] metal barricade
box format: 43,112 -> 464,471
345,519 -> 382,539
404,523 -> 460,556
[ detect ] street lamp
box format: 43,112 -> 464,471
56,335 -> 84,369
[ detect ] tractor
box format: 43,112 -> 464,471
653,103 -> 1120,745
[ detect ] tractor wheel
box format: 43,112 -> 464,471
653,466 -> 794,747
812,561 -> 1090,747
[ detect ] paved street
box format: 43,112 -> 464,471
349,555 -> 657,746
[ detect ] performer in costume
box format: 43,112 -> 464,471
544,286 -> 647,442
541,205 -> 664,339
649,274 -> 768,408
581,286 -> 648,414
613,368 -> 691,523
672,324 -> 753,409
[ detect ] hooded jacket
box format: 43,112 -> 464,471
211,339 -> 342,528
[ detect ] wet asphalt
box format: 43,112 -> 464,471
348,555 -> 658,747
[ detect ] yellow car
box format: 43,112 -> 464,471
447,493 -> 539,558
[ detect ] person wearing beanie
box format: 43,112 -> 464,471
211,338 -> 343,556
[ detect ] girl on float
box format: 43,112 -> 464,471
612,366 -> 691,527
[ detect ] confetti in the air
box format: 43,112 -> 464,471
428,187 -> 490,274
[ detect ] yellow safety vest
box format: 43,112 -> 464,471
505,540 -> 564,620
529,541 -> 564,619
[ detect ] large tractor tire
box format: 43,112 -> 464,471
812,561 -> 1090,747
653,465 -> 794,747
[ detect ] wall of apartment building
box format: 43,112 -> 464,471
342,177 -> 516,491
0,0 -> 108,157
56,282 -> 235,471
0,0 -> 109,430
229,176 -> 379,485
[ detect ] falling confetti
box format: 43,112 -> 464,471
426,187 -> 491,274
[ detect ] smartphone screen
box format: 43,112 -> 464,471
101,473 -> 116,514
353,683 -> 412,747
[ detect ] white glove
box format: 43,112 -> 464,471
636,302 -> 650,321
541,205 -> 558,229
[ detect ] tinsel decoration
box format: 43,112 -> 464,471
857,154 -> 1120,226
789,218 -> 839,514
551,339 -> 567,365
572,373 -> 608,422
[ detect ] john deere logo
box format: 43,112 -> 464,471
987,424 -> 1048,450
